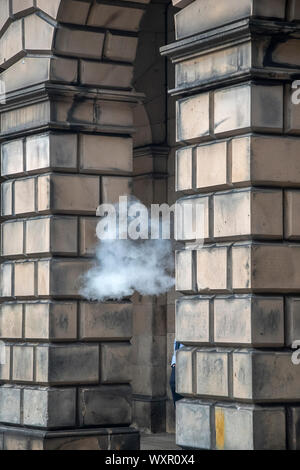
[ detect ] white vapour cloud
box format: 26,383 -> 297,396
80,198 -> 175,301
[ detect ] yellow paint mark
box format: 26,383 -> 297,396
215,408 -> 225,450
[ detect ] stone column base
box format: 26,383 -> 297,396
132,396 -> 166,434
0,426 -> 140,451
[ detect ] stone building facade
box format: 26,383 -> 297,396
0,0 -> 300,451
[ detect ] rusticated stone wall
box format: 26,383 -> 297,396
161,0 -> 300,450
0,0 -> 155,451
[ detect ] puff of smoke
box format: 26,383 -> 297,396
80,198 -> 175,301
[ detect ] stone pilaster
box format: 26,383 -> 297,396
131,145 -> 169,433
162,0 -> 300,450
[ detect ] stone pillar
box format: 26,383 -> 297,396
162,0 -> 300,450
0,0 -> 151,450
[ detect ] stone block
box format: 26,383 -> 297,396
214,296 -> 284,346
196,141 -> 228,191
35,344 -> 99,385
176,296 -> 210,344
1,221 -> 24,257
175,250 -> 195,293
214,84 -> 283,136
26,216 -> 78,255
231,243 -> 251,292
38,174 -> 100,215
88,4 -> 144,31
0,0 -> 10,32
0,263 -> 12,298
175,147 -> 193,193
79,302 -> 133,341
196,349 -> 229,397
213,189 -> 283,240
231,135 -> 300,188
23,388 -> 76,428
0,303 -> 23,339
176,347 -> 195,395
25,217 -> 49,255
37,258 -> 92,298
80,61 -> 133,89
0,19 -> 23,68
0,345 -> 11,381
233,350 -> 300,401
50,57 -> 78,83
285,191 -> 300,239
104,32 -> 138,63
1,57 -> 50,95
49,216 -> 78,255
14,261 -> 35,297
232,243 -> 300,293
26,133 -> 77,173
79,217 -> 98,256
14,178 -> 35,215
1,102 -> 50,135
1,139 -> 24,176
133,148 -> 168,177
78,385 -> 132,426
175,0 -> 286,40
79,134 -> 132,175
12,345 -> 34,382
215,404 -> 286,450
176,92 -> 210,143
176,43 -> 251,92
1,182 -> 13,217
101,176 -> 132,203
133,175 -> 166,205
101,343 -> 131,384
24,14 -> 54,50
56,0 -> 90,24
196,246 -> 228,293
176,399 -> 211,449
0,386 -> 21,425
55,27 -> 104,59
24,302 -> 77,341
176,195 -> 209,241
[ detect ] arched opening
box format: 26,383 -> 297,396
131,0 -> 177,436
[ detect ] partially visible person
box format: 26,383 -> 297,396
169,340 -> 184,404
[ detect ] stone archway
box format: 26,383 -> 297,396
0,0 -> 176,450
